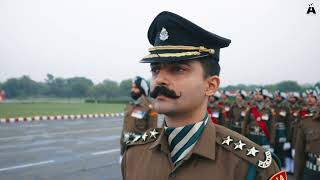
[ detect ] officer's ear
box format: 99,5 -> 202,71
205,75 -> 220,96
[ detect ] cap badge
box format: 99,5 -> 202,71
159,27 -> 169,41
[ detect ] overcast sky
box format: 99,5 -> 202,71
0,0 -> 319,86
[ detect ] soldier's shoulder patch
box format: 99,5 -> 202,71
215,125 -> 273,169
269,170 -> 287,180
127,128 -> 162,147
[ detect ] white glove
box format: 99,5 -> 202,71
283,142 -> 291,150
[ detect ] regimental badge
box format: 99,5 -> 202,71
269,170 -> 287,180
257,151 -> 272,168
159,27 -> 169,41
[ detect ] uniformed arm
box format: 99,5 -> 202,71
121,150 -> 127,180
231,104 -> 236,119
229,105 -> 235,129
243,109 -> 251,136
284,106 -> 292,141
219,107 -> 226,126
269,110 -> 276,146
293,123 -> 306,180
234,154 -> 281,180
256,159 -> 281,180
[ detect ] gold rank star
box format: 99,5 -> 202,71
234,140 -> 246,150
247,147 -> 259,157
222,136 -> 233,146
142,132 -> 148,141
149,129 -> 159,139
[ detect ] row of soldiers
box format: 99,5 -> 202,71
207,87 -> 320,179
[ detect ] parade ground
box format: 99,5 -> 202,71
0,117 -> 123,180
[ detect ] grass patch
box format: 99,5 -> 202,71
0,102 -> 125,118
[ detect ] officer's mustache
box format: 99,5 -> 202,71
150,86 -> 181,99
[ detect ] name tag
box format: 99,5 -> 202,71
131,110 -> 146,119
212,112 -> 219,118
261,114 -> 269,121
241,111 -> 246,117
279,111 -> 287,117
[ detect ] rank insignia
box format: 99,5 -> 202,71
258,151 -> 272,168
142,132 -> 148,141
247,147 -> 259,157
234,140 -> 246,150
132,135 -> 141,142
222,136 -> 233,146
149,129 -> 159,139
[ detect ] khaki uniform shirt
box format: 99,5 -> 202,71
122,122 -> 281,180
120,96 -> 158,154
122,96 -> 157,134
208,101 -> 227,127
270,100 -> 291,144
289,102 -> 301,147
294,109 -> 320,180
230,102 -> 249,135
244,102 -> 275,147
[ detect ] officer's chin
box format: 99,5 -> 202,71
153,100 -> 174,114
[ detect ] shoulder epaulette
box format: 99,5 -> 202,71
127,128 -> 162,146
215,125 -> 273,169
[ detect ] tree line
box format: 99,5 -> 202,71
0,74 -> 318,99
0,74 -> 132,100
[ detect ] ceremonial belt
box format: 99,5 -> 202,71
207,107 -> 218,124
250,106 -> 271,141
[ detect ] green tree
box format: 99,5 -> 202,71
89,79 -> 120,98
2,76 -> 41,98
67,77 -> 94,97
275,81 -> 302,92
119,79 -> 132,97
